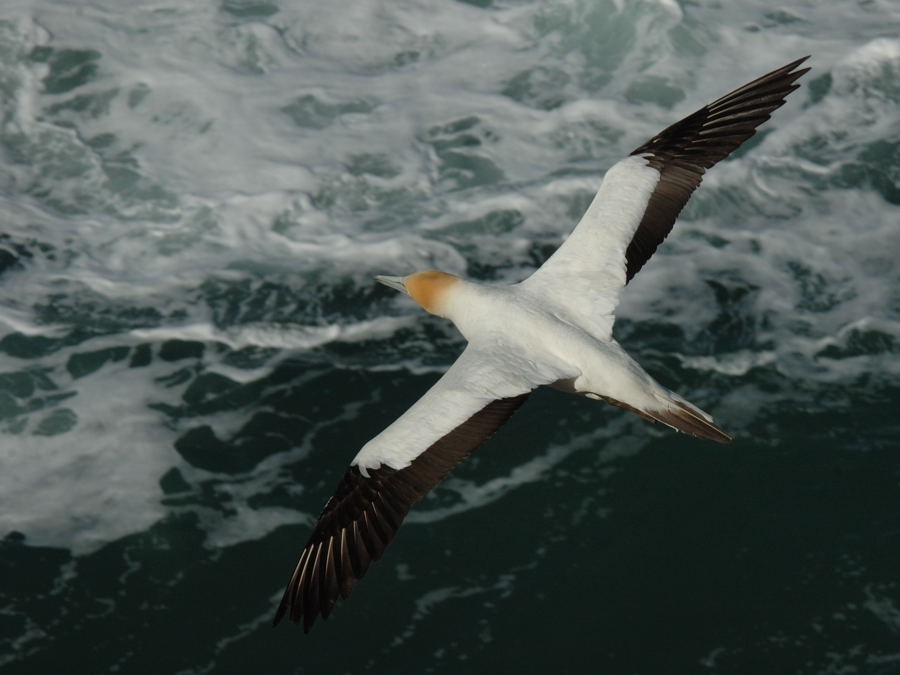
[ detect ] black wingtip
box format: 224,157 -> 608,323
784,55 -> 812,80
622,56 -> 812,282
272,393 -> 532,634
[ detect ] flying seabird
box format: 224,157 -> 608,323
274,57 -> 810,631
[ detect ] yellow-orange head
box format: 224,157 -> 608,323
375,269 -> 460,316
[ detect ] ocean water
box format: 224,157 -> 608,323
1,0 -> 899,672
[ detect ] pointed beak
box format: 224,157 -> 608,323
374,275 -> 409,295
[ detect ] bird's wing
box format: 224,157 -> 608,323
521,57 -> 810,338
273,344 -> 575,631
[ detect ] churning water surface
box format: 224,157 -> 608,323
1,1 -> 899,673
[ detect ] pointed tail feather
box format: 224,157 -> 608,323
650,393 -> 732,443
597,392 -> 732,443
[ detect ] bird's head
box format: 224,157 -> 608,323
375,269 -> 460,317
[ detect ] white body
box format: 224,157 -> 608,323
353,156 -> 719,473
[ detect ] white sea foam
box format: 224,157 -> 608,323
0,357 -> 174,552
131,315 -> 416,352
0,1 -> 897,556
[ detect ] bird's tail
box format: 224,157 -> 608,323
648,391 -> 733,443
597,390 -> 732,443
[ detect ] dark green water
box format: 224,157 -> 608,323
3,342 -> 899,673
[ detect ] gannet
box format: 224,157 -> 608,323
274,57 -> 810,631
